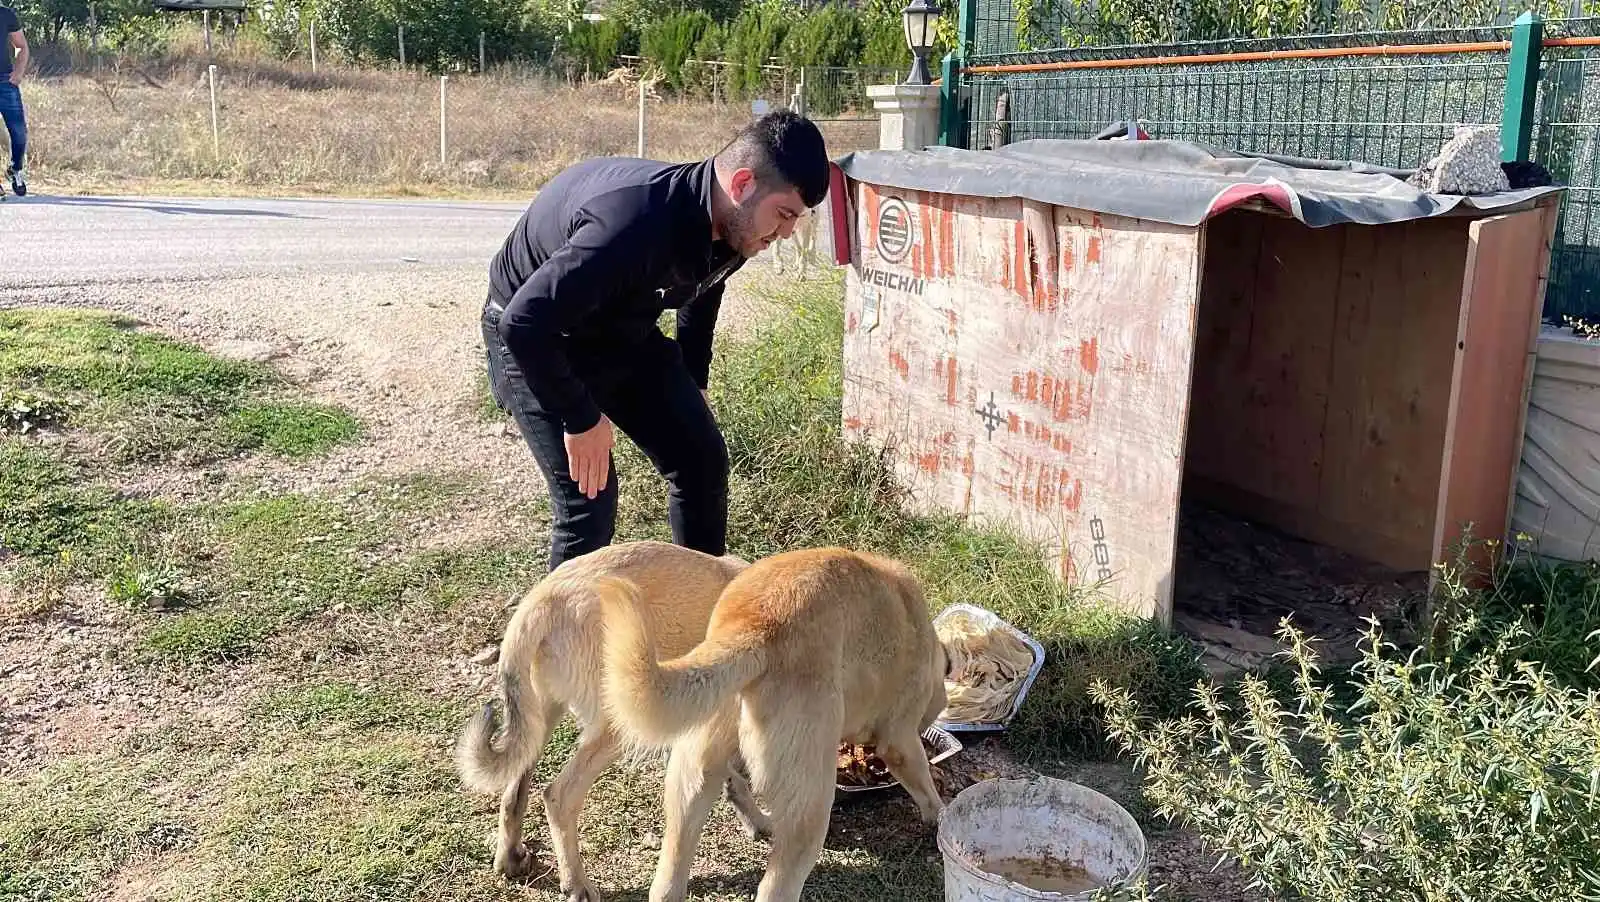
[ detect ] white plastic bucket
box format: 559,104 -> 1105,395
937,777 -> 1147,901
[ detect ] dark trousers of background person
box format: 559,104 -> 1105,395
481,303 -> 730,572
0,82 -> 25,176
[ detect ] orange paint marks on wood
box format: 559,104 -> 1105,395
1007,412 -> 1020,433
1050,379 -> 1095,423
1060,474 -> 1084,512
1026,371 -> 1040,402
916,450 -> 942,474
844,416 -> 863,430
1041,375 -> 1056,409
998,226 -> 1012,290
944,356 -> 959,407
1087,235 -> 1102,264
888,349 -> 910,379
847,312 -> 859,332
939,193 -> 957,278
1052,433 -> 1072,454
946,309 -> 958,338
1011,374 -> 1024,397
1080,337 -> 1100,375
1062,231 -> 1076,272
961,451 -> 975,477
1012,220 -> 1028,300
919,193 -> 936,278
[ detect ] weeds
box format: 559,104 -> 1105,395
0,388 -> 71,434
1097,558 -> 1600,901
106,552 -> 194,610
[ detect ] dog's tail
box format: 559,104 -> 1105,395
453,594 -> 555,795
596,575 -> 764,747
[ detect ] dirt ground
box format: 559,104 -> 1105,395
1173,499 -> 1431,677
1,257 -> 1265,901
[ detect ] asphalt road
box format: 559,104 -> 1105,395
0,194 -> 529,289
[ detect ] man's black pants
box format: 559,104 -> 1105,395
481,307 -> 729,572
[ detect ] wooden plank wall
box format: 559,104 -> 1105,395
1183,210 -> 1471,572
1434,204 -> 1560,576
840,182 -> 1204,623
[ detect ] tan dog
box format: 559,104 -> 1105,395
454,540 -> 772,902
597,546 -> 949,902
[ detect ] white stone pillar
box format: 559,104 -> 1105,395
866,84 -> 942,152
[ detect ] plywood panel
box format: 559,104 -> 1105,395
1314,219 -> 1467,568
1185,212 -> 1341,509
1436,205 -> 1557,575
1187,214 -> 1468,573
1185,211 -> 1263,489
841,181 -> 1204,623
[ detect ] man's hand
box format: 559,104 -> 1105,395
7,71 -> 18,87
564,416 -> 614,499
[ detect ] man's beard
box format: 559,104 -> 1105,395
724,197 -> 765,257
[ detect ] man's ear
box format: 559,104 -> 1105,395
728,167 -> 758,204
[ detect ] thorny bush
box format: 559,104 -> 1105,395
1093,612 -> 1600,901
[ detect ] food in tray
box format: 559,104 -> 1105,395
936,608 -> 1037,725
835,737 -> 949,788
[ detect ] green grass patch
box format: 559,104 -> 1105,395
225,402 -> 362,457
0,308 -> 360,463
141,608 -> 275,664
0,439 -> 172,566
251,681 -> 461,734
131,485 -> 545,665
178,739 -> 502,902
0,753 -> 205,901
0,308 -> 265,403
708,273 -> 1205,758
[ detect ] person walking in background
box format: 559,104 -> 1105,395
1,2 -> 28,198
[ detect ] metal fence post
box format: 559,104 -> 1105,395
1502,10 -> 1543,163
940,0 -> 979,147
939,53 -> 961,146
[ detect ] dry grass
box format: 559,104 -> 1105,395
23,54 -> 883,198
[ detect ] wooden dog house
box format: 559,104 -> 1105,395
828,140 -> 1563,624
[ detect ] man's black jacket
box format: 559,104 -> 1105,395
487,156 -> 743,435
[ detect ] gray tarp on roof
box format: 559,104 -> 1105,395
834,139 -> 1563,229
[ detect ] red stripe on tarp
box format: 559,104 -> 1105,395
1207,182 -> 1294,218
829,162 -> 851,265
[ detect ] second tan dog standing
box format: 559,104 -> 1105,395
598,546 -> 949,902
454,540 -> 771,902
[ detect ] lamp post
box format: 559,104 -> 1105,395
902,0 -> 942,86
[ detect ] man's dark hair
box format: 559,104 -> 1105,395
718,110 -> 831,208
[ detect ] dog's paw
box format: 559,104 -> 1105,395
493,842 -> 537,879
563,877 -> 603,902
